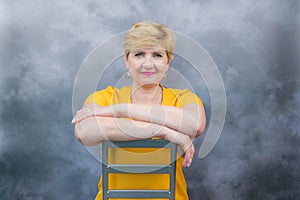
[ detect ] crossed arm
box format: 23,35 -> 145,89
93,103 -> 206,137
72,102 -> 206,167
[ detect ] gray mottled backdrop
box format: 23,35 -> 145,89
0,0 -> 299,199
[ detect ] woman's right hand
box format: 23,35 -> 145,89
71,103 -> 116,124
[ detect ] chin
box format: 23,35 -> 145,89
138,81 -> 160,88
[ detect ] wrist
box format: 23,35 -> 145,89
116,104 -> 127,117
181,135 -> 192,152
151,123 -> 165,138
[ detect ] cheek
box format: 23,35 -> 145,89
158,63 -> 169,72
128,60 -> 142,70
157,59 -> 169,69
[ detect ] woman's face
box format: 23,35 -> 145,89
125,47 -> 169,87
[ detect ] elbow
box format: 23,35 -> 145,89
195,113 -> 206,137
187,121 -> 205,138
182,116 -> 205,138
74,121 -> 102,146
190,111 -> 206,138
195,120 -> 206,137
182,104 -> 206,138
74,124 -> 83,144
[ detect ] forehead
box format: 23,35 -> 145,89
130,47 -> 166,53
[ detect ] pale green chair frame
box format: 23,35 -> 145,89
102,140 -> 177,199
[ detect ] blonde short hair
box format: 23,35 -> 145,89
123,21 -> 175,61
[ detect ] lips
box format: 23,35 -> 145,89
142,72 -> 154,76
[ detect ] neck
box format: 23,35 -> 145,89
131,84 -> 162,104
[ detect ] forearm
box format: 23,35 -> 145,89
74,116 -> 192,151
75,116 -> 154,145
116,104 -> 204,137
74,115 -> 194,167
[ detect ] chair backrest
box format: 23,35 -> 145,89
102,139 -> 177,199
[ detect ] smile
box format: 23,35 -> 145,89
142,72 -> 154,76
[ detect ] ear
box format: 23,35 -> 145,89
165,62 -> 170,71
166,55 -> 172,67
124,55 -> 129,70
164,65 -> 169,74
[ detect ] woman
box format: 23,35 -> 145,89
72,21 -> 206,200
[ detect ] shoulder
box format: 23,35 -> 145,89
164,87 -> 192,96
83,86 -> 130,106
162,86 -> 203,107
87,86 -> 115,99
89,86 -> 130,97
163,87 -> 197,99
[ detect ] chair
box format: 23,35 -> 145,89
102,139 -> 177,199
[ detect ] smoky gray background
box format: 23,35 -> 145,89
0,0 -> 299,200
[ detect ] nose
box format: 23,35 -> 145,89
143,62 -> 154,69
142,55 -> 154,69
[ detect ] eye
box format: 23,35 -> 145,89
134,52 -> 144,57
153,53 -> 163,57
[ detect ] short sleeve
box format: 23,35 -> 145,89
177,89 -> 204,108
83,86 -> 114,106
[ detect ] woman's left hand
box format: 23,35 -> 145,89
181,143 -> 195,168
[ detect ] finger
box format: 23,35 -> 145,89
71,115 -> 81,124
72,115 -> 86,124
182,151 -> 190,167
183,146 -> 195,167
72,108 -> 93,123
183,154 -> 191,167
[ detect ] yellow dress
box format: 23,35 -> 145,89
84,86 -> 203,200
